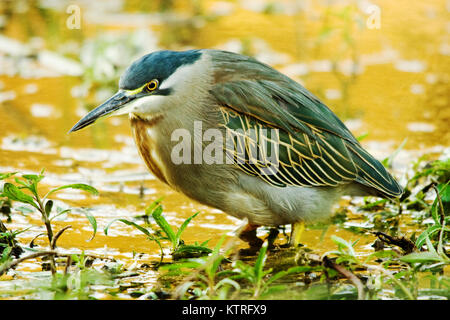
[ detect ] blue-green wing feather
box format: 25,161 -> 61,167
210,50 -> 403,198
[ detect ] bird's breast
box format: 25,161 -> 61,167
130,115 -> 169,185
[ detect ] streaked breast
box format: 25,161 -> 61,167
130,115 -> 168,184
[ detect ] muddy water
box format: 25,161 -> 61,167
0,0 -> 449,281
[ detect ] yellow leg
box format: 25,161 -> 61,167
290,221 -> 305,247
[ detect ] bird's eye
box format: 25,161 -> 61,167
146,79 -> 159,91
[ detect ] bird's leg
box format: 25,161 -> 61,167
238,223 -> 263,248
290,221 -> 305,247
266,227 -> 279,249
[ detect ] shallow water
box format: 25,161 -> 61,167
0,0 -> 448,287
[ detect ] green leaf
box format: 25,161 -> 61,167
382,138 -> 407,168
437,182 -> 450,203
151,205 -> 177,247
44,200 -> 53,216
356,132 -> 369,142
1,246 -> 12,263
207,234 -> 228,278
82,209 -> 97,241
415,225 -> 442,248
103,218 -> 165,265
431,183 -> 450,222
0,173 -> 17,180
400,252 -> 443,264
45,184 -> 99,199
2,183 -> 38,209
176,211 -> 200,243
160,260 -> 203,271
358,199 -> 387,211
15,206 -> 34,214
22,174 -> 44,184
104,218 -> 151,238
173,244 -> 212,254
144,198 -> 164,215
172,244 -> 212,260
50,208 -> 72,221
103,219 -> 117,236
425,232 -> 439,257
255,241 -> 268,282
14,177 -> 29,188
215,278 -> 241,291
266,266 -> 316,286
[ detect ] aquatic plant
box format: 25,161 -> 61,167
0,170 -> 98,274
104,199 -> 212,266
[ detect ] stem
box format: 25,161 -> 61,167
0,250 -> 115,276
324,256 -> 365,300
33,192 -> 55,274
64,255 -> 72,275
39,200 -> 53,245
365,264 -> 415,300
433,185 -> 447,257
0,250 -> 57,276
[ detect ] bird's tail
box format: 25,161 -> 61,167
347,143 -> 403,199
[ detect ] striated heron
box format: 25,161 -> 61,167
70,49 -> 402,248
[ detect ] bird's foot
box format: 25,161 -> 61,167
238,223 -> 264,249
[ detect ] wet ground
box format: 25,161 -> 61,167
0,0 -> 449,298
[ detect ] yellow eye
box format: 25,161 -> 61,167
146,79 -> 159,91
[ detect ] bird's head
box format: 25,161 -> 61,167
69,49 -> 204,132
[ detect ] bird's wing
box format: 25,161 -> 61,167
209,50 -> 402,198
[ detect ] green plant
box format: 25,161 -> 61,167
230,242 -> 315,299
414,184 -> 449,252
6,252 -> 114,300
165,235 -> 239,299
0,223 -> 27,259
0,170 -> 98,273
325,236 -> 360,267
400,184 -> 449,267
104,200 -> 212,265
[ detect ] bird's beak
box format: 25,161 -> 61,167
69,90 -> 134,132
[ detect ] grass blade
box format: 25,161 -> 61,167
81,209 -> 97,241
176,211 -> 200,242
151,205 -> 177,248
255,241 -> 268,283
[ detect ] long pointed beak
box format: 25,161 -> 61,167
69,91 -> 134,133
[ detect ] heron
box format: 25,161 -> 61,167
70,49 -> 402,248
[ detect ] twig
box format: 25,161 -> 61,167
29,233 -> 46,248
0,250 -> 57,275
323,256 -> 365,300
64,255 -> 72,275
373,231 -> 416,254
0,250 -> 115,276
51,225 -> 72,249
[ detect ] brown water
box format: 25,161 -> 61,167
0,0 -> 449,280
